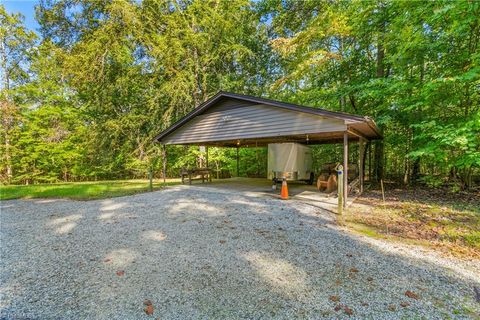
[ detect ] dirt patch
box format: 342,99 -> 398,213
349,186 -> 480,258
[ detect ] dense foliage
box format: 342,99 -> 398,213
1,0 -> 479,189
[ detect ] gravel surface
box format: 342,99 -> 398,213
1,184 -> 479,319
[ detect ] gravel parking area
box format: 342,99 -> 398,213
1,184 -> 479,319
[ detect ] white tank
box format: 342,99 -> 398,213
267,143 -> 313,183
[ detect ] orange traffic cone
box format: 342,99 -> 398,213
280,177 -> 288,200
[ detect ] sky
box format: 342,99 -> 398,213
2,0 -> 40,33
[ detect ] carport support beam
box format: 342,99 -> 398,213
162,144 -> 167,185
343,132 -> 348,208
359,137 -> 365,194
368,143 -> 372,181
205,146 -> 209,168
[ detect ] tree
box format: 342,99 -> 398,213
262,0 -> 479,189
11,40 -> 85,183
1,0 -> 478,189
0,5 -> 37,182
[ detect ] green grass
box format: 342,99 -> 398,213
0,179 -> 181,201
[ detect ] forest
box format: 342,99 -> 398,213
1,0 -> 479,189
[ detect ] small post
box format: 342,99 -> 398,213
162,144 -> 167,186
148,165 -> 153,192
380,179 -> 385,203
337,164 -> 344,225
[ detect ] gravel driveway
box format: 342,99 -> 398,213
1,184 -> 479,319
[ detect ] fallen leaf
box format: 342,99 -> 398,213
104,258 -> 111,263
388,304 -> 396,311
144,304 -> 154,315
219,240 -> 226,244
116,270 -> 125,276
400,301 -> 410,307
329,295 -> 340,302
350,268 -> 359,273
144,299 -> 152,306
334,304 -> 342,312
343,305 -> 353,315
405,290 -> 419,300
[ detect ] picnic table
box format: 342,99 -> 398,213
181,168 -> 212,185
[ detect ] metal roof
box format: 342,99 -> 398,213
155,91 -> 382,145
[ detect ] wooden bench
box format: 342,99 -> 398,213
181,168 -> 212,185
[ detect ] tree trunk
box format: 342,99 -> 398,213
362,141 -> 369,181
373,8 -> 386,182
374,139 -> 384,182
256,146 -> 260,177
192,46 -> 200,108
402,154 -> 409,185
411,158 -> 421,183
1,37 -> 12,182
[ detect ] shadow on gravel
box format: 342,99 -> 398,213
0,185 -> 479,319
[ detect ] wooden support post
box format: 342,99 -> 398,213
343,132 -> 348,208
380,179 -> 385,203
236,147 -> 239,177
359,138 -> 365,194
205,146 -> 209,169
162,144 -> 167,186
368,142 -> 372,182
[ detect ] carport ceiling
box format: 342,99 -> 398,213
154,91 -> 382,147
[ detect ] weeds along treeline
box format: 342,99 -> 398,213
1,1 -> 478,189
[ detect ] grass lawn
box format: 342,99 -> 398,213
349,186 -> 480,258
0,179 -> 181,201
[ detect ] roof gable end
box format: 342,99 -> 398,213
154,91 -> 375,142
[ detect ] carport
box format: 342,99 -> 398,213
154,91 -> 382,207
